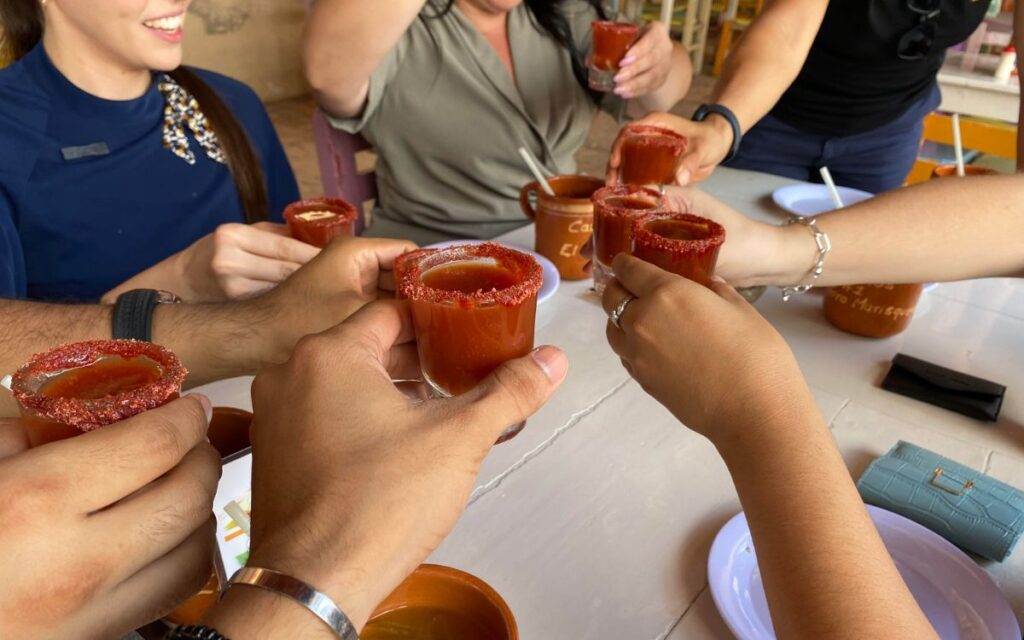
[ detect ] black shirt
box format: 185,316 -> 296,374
771,0 -> 989,136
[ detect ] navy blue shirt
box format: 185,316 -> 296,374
0,45 -> 299,301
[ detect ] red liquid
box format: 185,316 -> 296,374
397,245 -> 542,401
620,125 -> 688,186
592,186 -> 665,267
631,214 -> 725,286
284,197 -> 358,248
591,21 -> 640,70
12,341 -> 186,448
414,263 -> 537,395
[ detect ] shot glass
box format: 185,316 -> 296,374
396,243 -> 542,442
11,340 -> 186,448
631,212 -> 726,286
618,125 -> 688,186
589,21 -> 640,91
591,185 -> 666,293
284,197 -> 358,248
519,175 -> 604,281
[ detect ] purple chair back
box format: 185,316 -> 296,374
310,109 -> 377,235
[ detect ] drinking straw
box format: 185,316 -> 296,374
952,113 -> 966,177
224,500 -> 251,537
0,375 -> 10,391
818,166 -> 845,209
518,147 -> 556,196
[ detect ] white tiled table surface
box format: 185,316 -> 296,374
196,167 -> 1024,639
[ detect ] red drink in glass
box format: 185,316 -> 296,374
284,197 -> 358,248
396,244 -> 542,442
591,185 -> 665,292
11,340 -> 186,448
619,125 -> 688,186
589,21 -> 640,91
631,213 -> 726,286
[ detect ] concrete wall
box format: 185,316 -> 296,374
183,0 -> 308,102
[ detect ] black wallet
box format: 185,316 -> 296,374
881,353 -> 1006,422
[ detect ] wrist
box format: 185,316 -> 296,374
711,383 -> 825,467
763,221 -> 823,287
705,114 -> 735,163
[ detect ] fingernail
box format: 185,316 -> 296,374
709,275 -> 727,284
189,393 -> 213,423
620,56 -> 635,65
677,169 -> 691,185
531,346 -> 568,385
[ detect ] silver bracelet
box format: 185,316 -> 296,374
780,215 -> 831,301
228,567 -> 359,640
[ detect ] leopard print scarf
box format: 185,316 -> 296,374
157,73 -> 226,166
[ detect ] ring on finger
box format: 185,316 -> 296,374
610,295 -> 637,330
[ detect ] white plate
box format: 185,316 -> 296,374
421,239 -> 560,304
708,506 -> 1020,640
772,184 -> 874,216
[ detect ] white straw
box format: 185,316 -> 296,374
818,166 -> 844,209
952,113 -> 965,177
517,147 -> 556,197
224,500 -> 251,537
0,375 -> 11,391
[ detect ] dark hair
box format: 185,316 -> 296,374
424,0 -> 608,100
0,1 -> 268,223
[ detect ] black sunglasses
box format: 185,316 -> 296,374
898,0 -> 942,61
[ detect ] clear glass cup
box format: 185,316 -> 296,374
591,185 -> 666,293
396,243 -> 543,442
588,21 -> 640,91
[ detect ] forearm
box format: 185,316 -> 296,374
762,175 -> 1024,286
711,0 -> 826,132
304,0 -> 423,117
716,393 -> 936,639
101,253 -> 192,304
634,42 -> 692,113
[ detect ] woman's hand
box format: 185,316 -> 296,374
104,222 -> 321,303
661,186 -> 805,286
600,254 -> 806,446
204,301 -> 568,634
613,22 -> 675,99
0,396 -> 220,638
606,112 -> 735,186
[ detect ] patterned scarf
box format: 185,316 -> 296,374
157,73 -> 226,166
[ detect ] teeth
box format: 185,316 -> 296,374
144,15 -> 184,31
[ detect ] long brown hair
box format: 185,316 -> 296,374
0,1 -> 268,223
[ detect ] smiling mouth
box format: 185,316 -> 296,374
143,14 -> 185,33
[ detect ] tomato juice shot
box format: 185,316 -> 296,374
589,20 -> 640,91
10,340 -> 186,448
618,125 -> 687,186
284,197 -> 358,248
396,244 -> 543,442
591,185 -> 666,293
631,213 -> 726,286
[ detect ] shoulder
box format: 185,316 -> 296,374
0,57 -> 49,121
0,59 -> 50,186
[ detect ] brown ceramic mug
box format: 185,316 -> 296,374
519,175 -> 605,281
362,564 -> 518,640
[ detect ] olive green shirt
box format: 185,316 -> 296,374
330,1 -> 617,244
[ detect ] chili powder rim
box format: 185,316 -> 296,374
396,243 -> 543,307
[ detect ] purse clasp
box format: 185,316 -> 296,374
931,467 -> 974,496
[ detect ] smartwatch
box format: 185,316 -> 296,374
112,289 -> 181,341
692,103 -> 742,163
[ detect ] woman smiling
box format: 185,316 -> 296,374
0,0 -> 310,302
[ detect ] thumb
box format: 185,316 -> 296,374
708,275 -> 745,303
450,346 -> 568,443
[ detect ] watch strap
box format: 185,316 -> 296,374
163,625 -> 229,640
692,103 -> 742,163
112,289 -> 161,341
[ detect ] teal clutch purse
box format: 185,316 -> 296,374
856,441 -> 1024,562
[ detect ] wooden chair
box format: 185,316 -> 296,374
904,112 -> 1017,185
712,0 -> 764,76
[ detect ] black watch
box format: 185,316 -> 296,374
164,625 -> 229,640
112,289 -> 181,342
692,103 -> 742,164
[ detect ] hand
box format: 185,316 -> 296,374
606,113 -> 734,186
601,254 -> 806,448
207,301 -> 567,634
248,236 -> 418,365
104,222 -> 321,303
613,21 -> 674,99
0,419 -> 28,460
0,396 -> 221,639
661,186 -> 796,286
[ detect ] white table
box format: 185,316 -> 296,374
938,64 -> 1020,124
196,167 -> 1024,638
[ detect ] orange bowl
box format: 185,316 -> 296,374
363,564 -> 518,640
